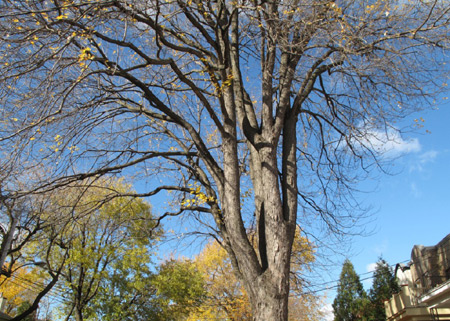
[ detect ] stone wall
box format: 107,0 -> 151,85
411,234 -> 450,292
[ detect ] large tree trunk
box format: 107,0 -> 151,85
253,286 -> 289,320
218,8 -> 299,319
220,101 -> 298,319
74,304 -> 83,321
220,112 -> 297,320
249,263 -> 292,320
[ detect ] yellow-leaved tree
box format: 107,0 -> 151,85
188,241 -> 252,321
0,266 -> 43,316
43,179 -> 160,321
187,229 -> 325,321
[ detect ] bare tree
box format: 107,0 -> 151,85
0,0 -> 449,319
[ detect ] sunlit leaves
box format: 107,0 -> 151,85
0,266 -> 43,316
183,232 -> 321,320
189,240 -> 252,320
152,259 -> 206,320
181,183 -> 217,207
30,178 -> 160,319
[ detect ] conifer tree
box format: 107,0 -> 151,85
333,260 -> 368,321
368,259 -> 400,321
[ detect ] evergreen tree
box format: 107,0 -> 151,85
368,258 -> 400,321
333,260 -> 368,321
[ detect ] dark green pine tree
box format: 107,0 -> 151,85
333,259 -> 369,321
368,258 -> 400,321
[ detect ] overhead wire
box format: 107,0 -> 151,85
300,259 -> 411,296
304,240 -> 450,295
0,267 -> 71,305
1,275 -> 68,305
1,237 -> 448,318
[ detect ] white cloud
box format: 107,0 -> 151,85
321,303 -> 334,321
361,128 -> 421,157
344,126 -> 421,158
366,262 -> 377,273
361,263 -> 378,289
420,150 -> 439,162
410,150 -> 439,172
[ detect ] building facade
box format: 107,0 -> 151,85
385,234 -> 450,321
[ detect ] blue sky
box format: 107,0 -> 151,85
350,102 -> 450,280
153,98 -> 450,319
320,101 -> 450,318
157,100 -> 450,273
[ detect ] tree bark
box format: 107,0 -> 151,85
253,282 -> 289,321
0,215 -> 18,271
74,305 -> 83,321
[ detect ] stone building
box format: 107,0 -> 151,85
385,233 -> 450,321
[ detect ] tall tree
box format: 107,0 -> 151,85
368,258 -> 399,321
0,266 -> 41,317
333,259 -> 368,321
41,180 -> 159,321
151,259 -> 207,321
188,234 -> 325,321
0,186 -> 71,321
1,1 -> 449,319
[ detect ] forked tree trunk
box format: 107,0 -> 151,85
221,132 -> 296,320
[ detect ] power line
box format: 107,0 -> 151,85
1,276 -> 68,305
1,237 -> 448,318
305,240 -> 450,295
301,259 -> 410,296
0,266 -> 76,306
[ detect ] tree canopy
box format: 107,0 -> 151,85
333,259 -> 368,321
368,258 -> 399,321
46,180 -> 159,321
333,258 -> 400,321
1,0 -> 449,319
0,179 -> 160,321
